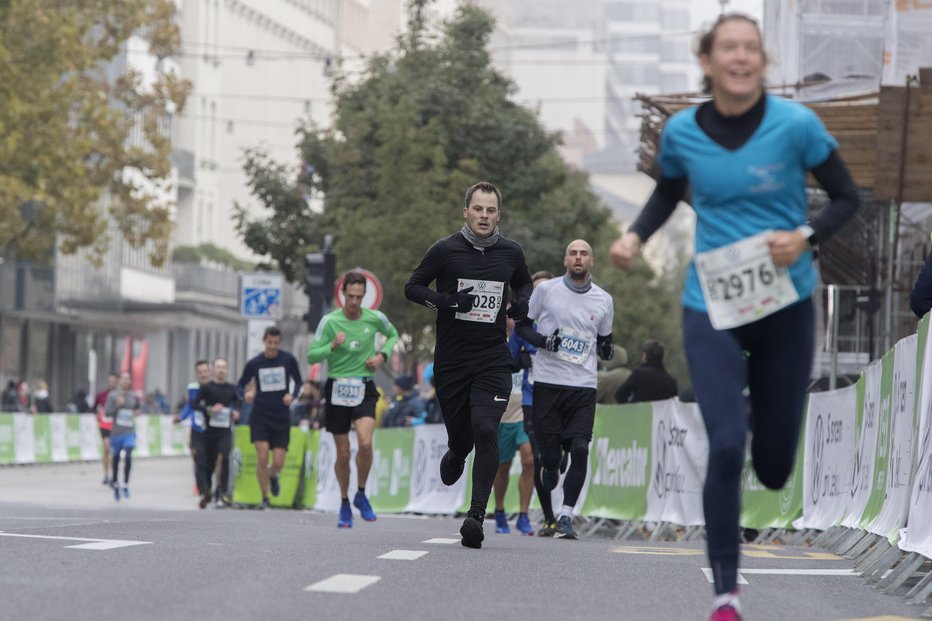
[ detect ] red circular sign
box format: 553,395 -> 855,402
334,269 -> 383,310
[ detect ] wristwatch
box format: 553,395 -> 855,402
796,224 -> 817,248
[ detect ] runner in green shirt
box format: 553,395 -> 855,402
307,270 -> 399,528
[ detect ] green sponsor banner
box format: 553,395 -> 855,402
33,415 -> 52,463
302,429 -> 321,509
739,411 -> 805,529
0,414 -> 13,464
232,426 -> 306,507
147,416 -> 162,457
860,348 -> 895,528
66,414 -> 83,460
369,428 -> 414,513
581,404 -> 652,521
170,421 -> 188,455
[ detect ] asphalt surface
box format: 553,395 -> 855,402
0,458 -> 922,621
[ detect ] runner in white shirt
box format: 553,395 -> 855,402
516,239 -> 615,539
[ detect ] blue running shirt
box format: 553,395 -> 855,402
658,94 -> 837,312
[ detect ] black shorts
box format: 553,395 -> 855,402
324,378 -> 379,435
99,428 -> 111,440
532,382 -> 597,451
249,414 -> 290,450
434,357 -> 511,425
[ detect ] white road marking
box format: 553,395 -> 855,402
378,550 -> 428,560
701,568 -> 749,585
305,574 -> 381,594
0,531 -> 151,550
701,568 -> 858,584
424,538 -> 459,544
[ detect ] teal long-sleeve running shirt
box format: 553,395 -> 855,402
307,308 -> 399,378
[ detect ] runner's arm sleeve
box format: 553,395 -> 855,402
516,318 -> 547,349
808,150 -> 861,244
193,386 -> 208,413
628,175 -> 688,243
509,250 -> 534,313
404,243 -> 448,310
288,356 -> 303,400
306,315 -> 334,364
234,361 -> 254,401
376,312 -> 399,358
614,372 -> 637,404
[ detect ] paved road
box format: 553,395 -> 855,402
0,458 -> 921,620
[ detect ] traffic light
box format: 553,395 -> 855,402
303,235 -> 335,331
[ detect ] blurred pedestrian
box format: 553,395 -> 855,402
383,374 -> 426,428
614,340 -> 678,404
95,373 -> 118,486
32,380 -> 53,413
596,347 -> 631,404
106,372 -> 141,501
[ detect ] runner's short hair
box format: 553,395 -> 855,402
342,270 -> 367,292
464,181 -> 502,210
531,270 -> 554,282
263,326 -> 281,339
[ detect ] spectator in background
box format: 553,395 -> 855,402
66,389 -> 92,413
615,340 -> 679,404
32,380 -> 53,413
383,375 -> 426,428
291,380 -> 321,429
3,380 -> 21,412
16,382 -> 30,412
911,245 -> 932,318
596,347 -> 631,404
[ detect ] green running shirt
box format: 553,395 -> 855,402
307,308 -> 399,377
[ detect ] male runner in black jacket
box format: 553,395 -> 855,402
405,181 -> 533,549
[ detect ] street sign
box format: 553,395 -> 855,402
241,273 -> 284,319
334,269 -> 383,310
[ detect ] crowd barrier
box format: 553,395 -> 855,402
0,413 -> 190,464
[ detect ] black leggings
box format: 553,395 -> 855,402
523,405 -> 555,521
684,298 -> 813,595
112,449 -> 133,485
435,360 -> 510,517
193,429 -> 232,497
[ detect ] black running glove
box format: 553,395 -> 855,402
441,286 -> 476,313
506,296 -> 529,321
598,340 -> 615,361
543,328 -> 561,353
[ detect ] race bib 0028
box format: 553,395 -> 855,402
696,231 -> 799,330
331,378 -> 365,407
454,279 -> 504,323
258,366 -> 287,392
555,328 -> 593,365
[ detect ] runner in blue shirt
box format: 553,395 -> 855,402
611,14 -> 860,621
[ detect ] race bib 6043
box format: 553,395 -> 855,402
555,328 -> 593,365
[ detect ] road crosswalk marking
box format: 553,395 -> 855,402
378,550 -> 428,560
0,531 -> 151,550
701,567 -> 859,584
304,574 -> 381,594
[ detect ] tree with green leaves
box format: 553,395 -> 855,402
0,0 -> 189,265
237,1 -> 687,380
